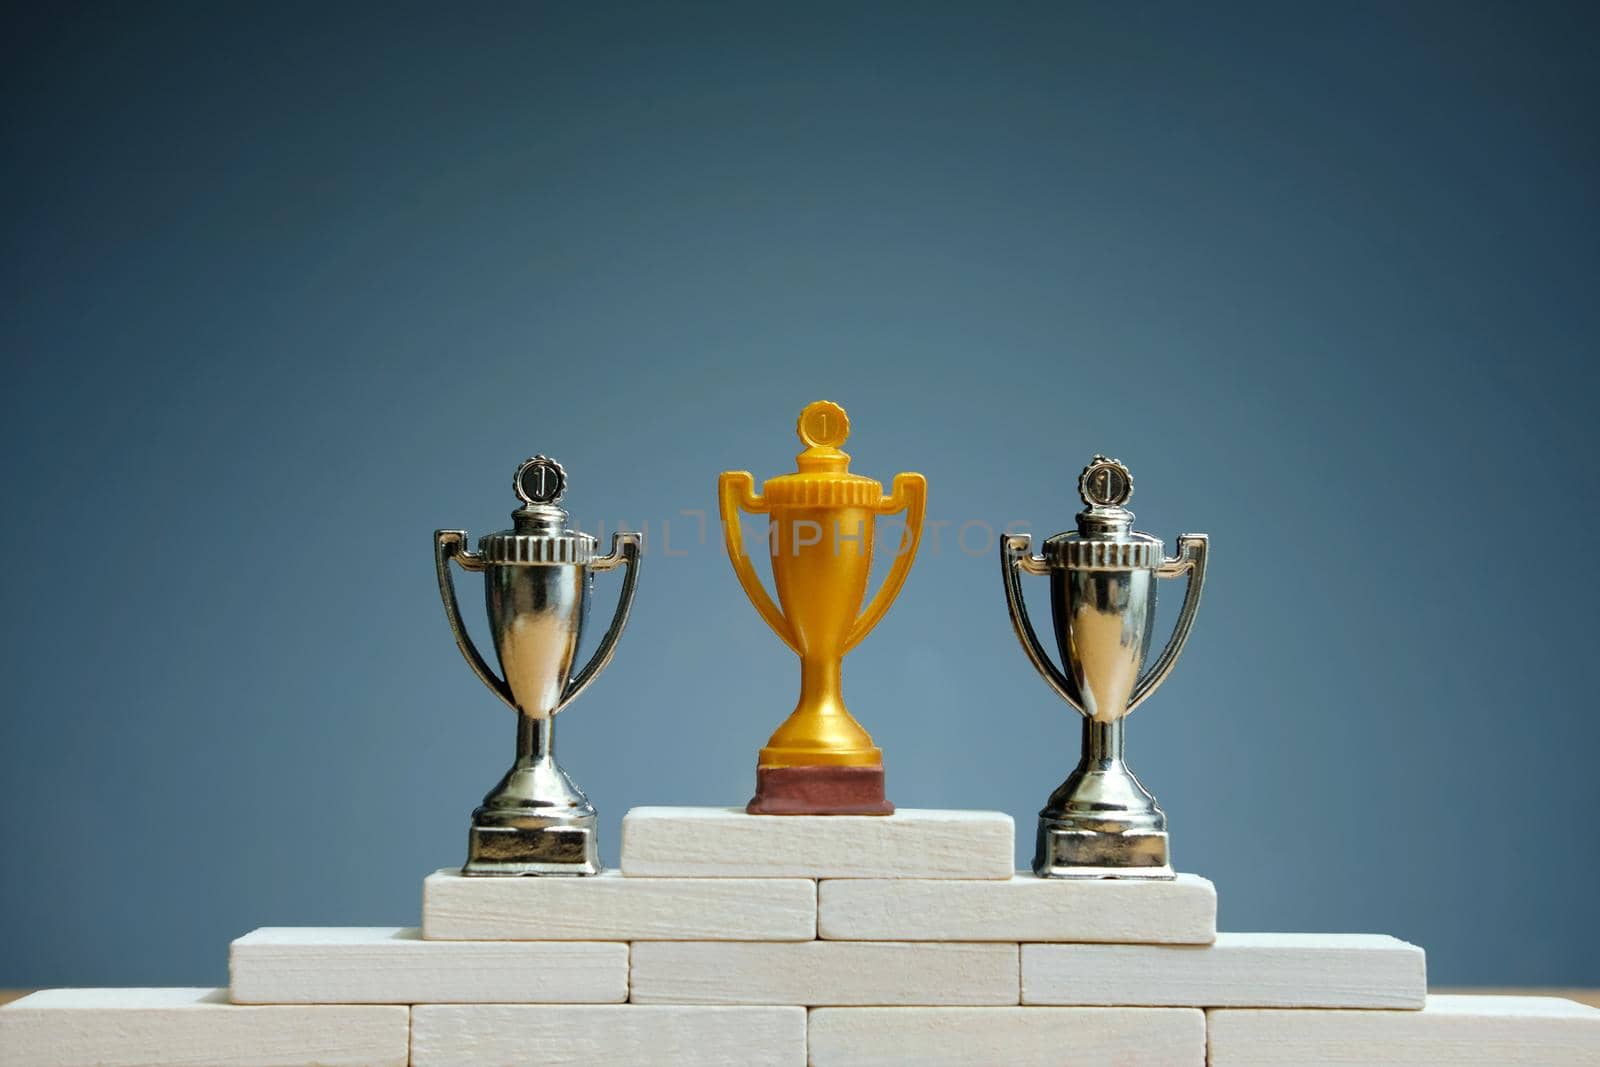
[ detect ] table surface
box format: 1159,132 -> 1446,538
3,988 -> 1598,1008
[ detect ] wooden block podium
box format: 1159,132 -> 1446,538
2,806 -> 1597,1066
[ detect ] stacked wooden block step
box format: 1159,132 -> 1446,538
2,807 -> 1598,1065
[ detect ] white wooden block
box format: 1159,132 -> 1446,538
620,806 -> 1013,879
809,1006 -> 1206,1067
411,1004 -> 805,1066
422,867 -> 816,940
629,941 -> 1019,1006
1022,932 -> 1426,1008
1208,995 -> 1600,1065
0,988 -> 407,1067
820,871 -> 1216,943
229,927 -> 627,1004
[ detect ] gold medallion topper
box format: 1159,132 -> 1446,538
718,400 -> 928,815
797,400 -> 850,450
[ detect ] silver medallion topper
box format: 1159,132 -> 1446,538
1001,455 -> 1208,879
434,456 -> 642,876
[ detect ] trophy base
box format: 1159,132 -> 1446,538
463,810 -> 602,877
1033,825 -> 1173,880
747,764 -> 894,815
1032,718 -> 1174,880
462,716 -> 604,877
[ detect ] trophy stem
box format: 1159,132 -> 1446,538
798,654 -> 844,716
1083,717 -> 1125,764
757,653 -> 879,765
517,713 -> 554,763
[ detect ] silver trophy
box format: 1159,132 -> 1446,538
434,456 -> 641,876
1001,455 -> 1207,879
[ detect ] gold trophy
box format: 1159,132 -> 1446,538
719,401 -> 926,814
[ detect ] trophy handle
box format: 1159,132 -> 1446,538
1001,533 -> 1086,715
434,529 -> 517,713
718,471 -> 800,654
843,472 -> 927,653
1128,533 -> 1209,712
557,531 -> 644,712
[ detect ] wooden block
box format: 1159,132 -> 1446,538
1022,933 -> 1426,1008
809,1006 -> 1206,1066
229,927 -> 627,1004
819,871 -> 1216,943
422,867 -> 816,940
1208,995 -> 1600,1065
620,806 -> 1013,879
629,941 -> 1019,1006
411,1004 -> 805,1066
0,988 -> 407,1067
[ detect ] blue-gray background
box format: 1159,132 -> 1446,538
3,1 -> 1596,989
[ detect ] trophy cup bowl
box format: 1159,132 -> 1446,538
720,401 -> 926,815
759,497 -> 876,762
435,456 -> 641,876
485,560 -> 587,717
1049,562 -> 1157,724
1001,455 -> 1207,879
